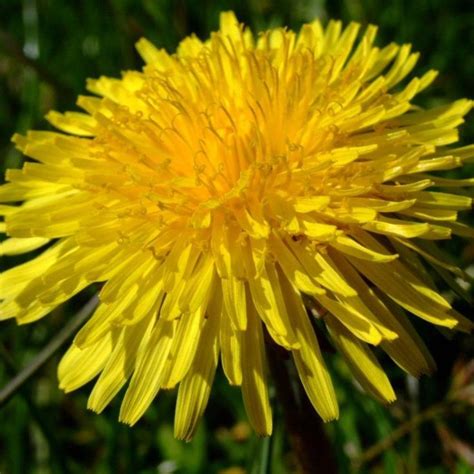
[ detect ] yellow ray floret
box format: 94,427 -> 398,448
0,11 -> 473,437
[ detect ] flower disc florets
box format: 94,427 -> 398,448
1,12 -> 473,440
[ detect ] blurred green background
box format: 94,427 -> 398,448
0,0 -> 473,473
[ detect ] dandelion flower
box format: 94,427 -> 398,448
1,12 -> 473,440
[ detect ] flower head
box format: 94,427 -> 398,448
1,12 -> 473,439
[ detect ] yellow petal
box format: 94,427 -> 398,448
233,205 -> 270,238
279,272 -> 338,420
392,237 -> 467,279
219,11 -> 241,41
208,284 -> 243,386
328,250 -> 436,376
88,316 -> 154,413
293,196 -> 331,213
222,276 -> 247,330
211,213 -> 231,278
326,317 -> 396,403
329,234 -> 398,263
241,299 -> 273,436
161,308 -> 206,388
160,251 -> 200,320
363,217 -> 430,238
413,191 -> 472,210
119,320 -> 175,425
248,263 -> 299,349
123,266 -> 165,325
162,236 -> 193,292
99,252 -> 153,304
74,282 -> 140,348
349,231 -> 458,328
316,294 -> 382,345
270,232 -> 325,295
46,111 -> 96,137
58,334 -> 113,392
174,311 -> 219,440
297,216 -> 338,241
376,290 -> 437,376
178,254 -> 215,314
220,311 -> 243,386
0,237 -> 49,256
135,38 -> 174,69
286,239 -> 357,297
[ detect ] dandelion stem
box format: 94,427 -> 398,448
0,296 -> 98,407
266,340 -> 338,474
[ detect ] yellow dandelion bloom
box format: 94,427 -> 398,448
1,12 -> 473,440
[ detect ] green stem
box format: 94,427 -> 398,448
266,341 -> 338,474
